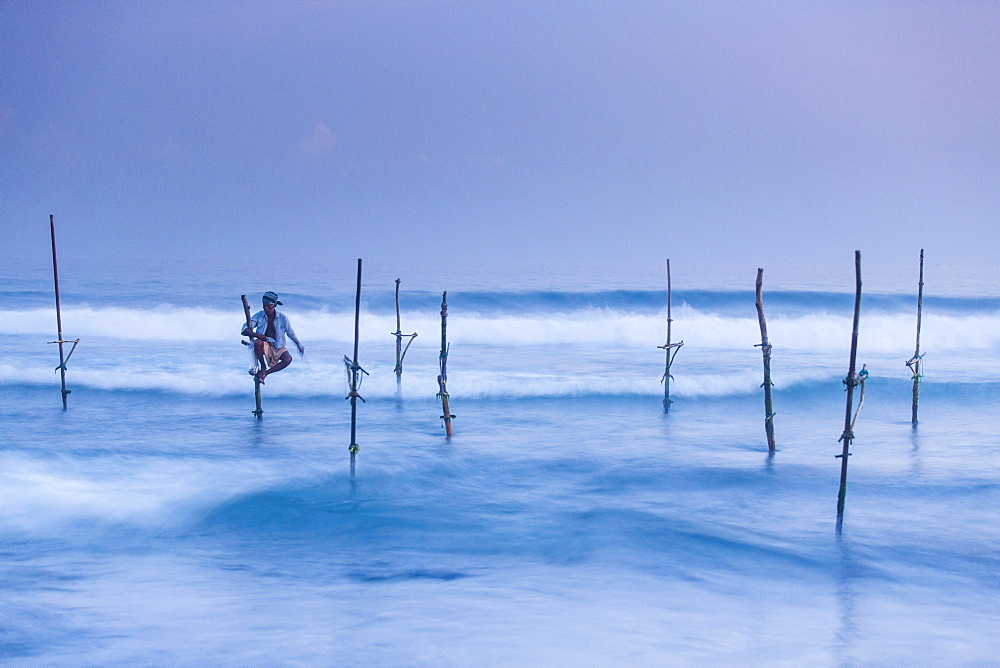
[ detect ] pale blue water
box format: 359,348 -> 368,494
2,257 -> 998,665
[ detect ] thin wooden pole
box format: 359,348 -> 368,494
391,278 -> 417,386
49,215 -> 70,410
666,259 -> 672,409
908,249 -> 925,424
394,279 -> 402,383
658,259 -> 684,411
755,268 -> 776,452
437,291 -> 454,437
241,294 -> 263,419
348,259 -> 364,470
837,251 -> 863,530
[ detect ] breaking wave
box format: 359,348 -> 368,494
5,305 -> 999,353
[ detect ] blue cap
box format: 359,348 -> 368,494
262,291 -> 283,305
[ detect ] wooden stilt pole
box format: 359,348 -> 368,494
394,279 -> 402,385
346,259 -> 367,472
658,259 -> 684,411
391,278 -> 418,388
755,268 -> 776,452
437,291 -> 454,437
907,250 -> 925,424
837,251 -> 864,531
47,215 -> 77,410
241,294 -> 263,419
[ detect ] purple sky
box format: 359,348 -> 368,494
2,1 -> 997,274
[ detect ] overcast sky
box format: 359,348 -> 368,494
2,1 -> 997,276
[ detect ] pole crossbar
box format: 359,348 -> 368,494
48,338 -> 81,372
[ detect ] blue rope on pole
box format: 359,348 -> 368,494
343,355 -> 369,402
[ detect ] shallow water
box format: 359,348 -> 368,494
2,259 -> 998,664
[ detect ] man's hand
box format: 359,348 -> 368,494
297,344 -> 305,355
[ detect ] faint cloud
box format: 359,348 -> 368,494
298,121 -> 336,158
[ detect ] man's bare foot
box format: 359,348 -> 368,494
256,370 -> 267,384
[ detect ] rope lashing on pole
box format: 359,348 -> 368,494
906,353 -> 924,380
839,364 -> 868,446
343,354 -> 369,403
437,343 -> 456,425
758,341 -> 777,428
48,338 -> 80,372
852,365 -> 869,430
437,393 -> 455,417
754,343 -> 774,386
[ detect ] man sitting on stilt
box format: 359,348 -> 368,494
242,291 -> 304,384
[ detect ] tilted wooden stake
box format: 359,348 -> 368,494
907,249 -> 925,424
241,294 -> 263,419
345,259 -> 368,472
437,291 -> 455,437
47,215 -> 79,410
837,251 -> 865,530
391,278 -> 418,386
658,259 -> 684,411
755,268 -> 776,451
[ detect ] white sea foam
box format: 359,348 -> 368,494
0,452 -> 306,532
7,305 -> 999,352
5,302 -> 997,399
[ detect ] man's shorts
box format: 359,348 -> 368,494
262,342 -> 289,367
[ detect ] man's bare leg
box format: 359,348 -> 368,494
253,340 -> 269,383
259,351 -> 292,383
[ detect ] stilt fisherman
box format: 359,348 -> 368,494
242,291 -> 304,384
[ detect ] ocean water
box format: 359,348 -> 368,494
2,257 -> 998,665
